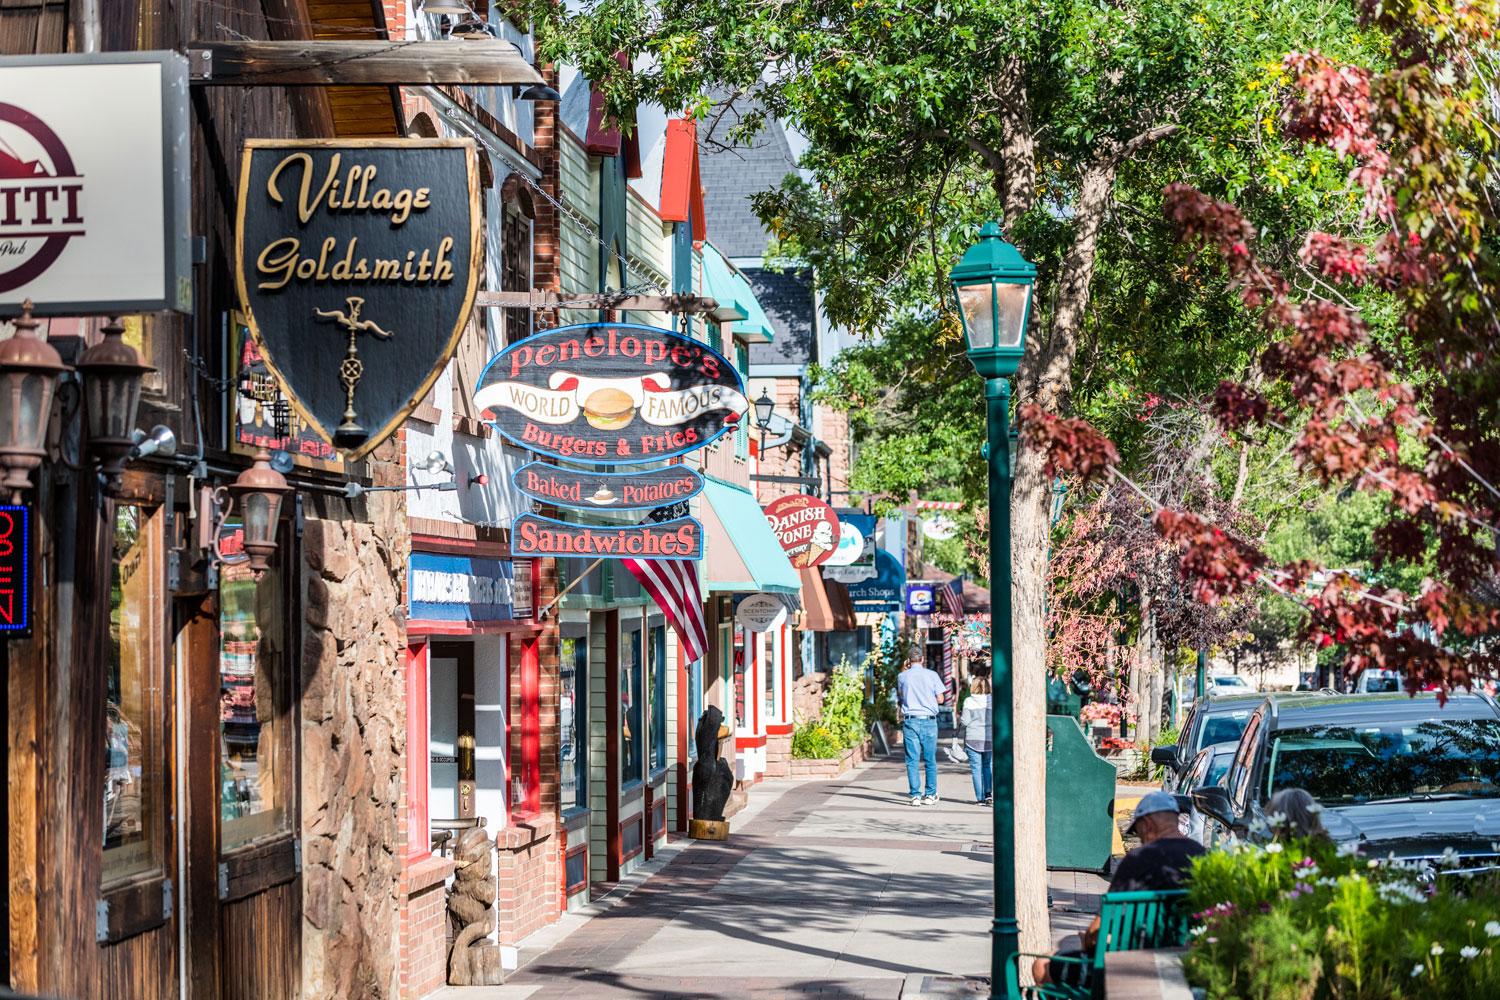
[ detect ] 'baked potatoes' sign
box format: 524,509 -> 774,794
235,139 -> 481,458
476,323 -> 748,464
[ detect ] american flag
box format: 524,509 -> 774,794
940,576 -> 965,619
622,500 -> 708,662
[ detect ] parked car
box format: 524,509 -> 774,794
1170,741 -> 1238,844
1151,691 -> 1264,781
1193,692 -> 1500,868
1209,673 -> 1255,694
1353,668 -> 1404,693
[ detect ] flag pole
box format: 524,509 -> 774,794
536,557 -> 604,617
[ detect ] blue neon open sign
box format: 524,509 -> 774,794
0,504 -> 31,636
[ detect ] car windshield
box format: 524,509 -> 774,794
1205,752 -> 1233,788
1266,718 -> 1500,804
1362,674 -> 1401,693
1215,677 -> 1249,688
1197,713 -> 1251,751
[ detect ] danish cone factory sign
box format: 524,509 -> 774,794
763,494 -> 842,569
236,139 -> 481,459
0,52 -> 190,315
511,462 -> 704,511
511,512 -> 703,560
476,323 -> 749,464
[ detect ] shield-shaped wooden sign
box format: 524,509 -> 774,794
235,139 -> 481,458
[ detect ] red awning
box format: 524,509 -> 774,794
826,578 -> 858,631
799,568 -> 835,632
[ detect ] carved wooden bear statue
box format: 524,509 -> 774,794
691,705 -> 734,821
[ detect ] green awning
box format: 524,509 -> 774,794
700,478 -> 800,594
701,243 -> 775,344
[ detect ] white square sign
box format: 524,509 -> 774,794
0,52 -> 190,315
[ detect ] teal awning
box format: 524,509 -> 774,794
701,243 -> 775,344
700,478 -> 800,594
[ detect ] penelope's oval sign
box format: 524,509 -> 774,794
235,138 -> 481,459
476,323 -> 748,464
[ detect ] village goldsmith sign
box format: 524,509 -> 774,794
511,512 -> 703,560
763,494 -> 841,569
476,323 -> 749,464
235,139 -> 481,458
511,461 -> 704,511
0,52 -> 191,314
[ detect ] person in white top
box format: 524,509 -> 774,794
959,674 -> 993,805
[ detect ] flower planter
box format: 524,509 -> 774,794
788,737 -> 874,780
1101,747 -> 1142,777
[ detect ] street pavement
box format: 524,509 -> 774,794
441,754 -> 1108,999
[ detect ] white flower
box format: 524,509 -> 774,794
1190,926 -> 1207,938
1431,943 -> 1445,957
1266,842 -> 1284,854
1487,921 -> 1500,938
1440,847 -> 1461,868
1462,947 -> 1481,960
1411,964 -> 1425,977
1337,840 -> 1361,857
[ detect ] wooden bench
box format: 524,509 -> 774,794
1005,889 -> 1189,1000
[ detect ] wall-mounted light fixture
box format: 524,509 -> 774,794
222,447 -> 292,577
75,317 -> 154,495
0,300 -> 71,502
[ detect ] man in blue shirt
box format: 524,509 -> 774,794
896,648 -> 948,805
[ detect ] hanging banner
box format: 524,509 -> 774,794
0,52 -> 191,315
475,323 -> 748,464
511,512 -> 703,560
511,461 -> 703,511
848,549 -> 905,611
235,138 -> 481,459
824,509 -> 875,569
762,493 -> 841,569
905,581 -> 938,616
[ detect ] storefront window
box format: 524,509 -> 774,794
559,632 -> 588,812
219,520 -> 289,849
687,659 -> 703,761
103,505 -> 161,883
649,624 -> 667,773
621,622 -> 643,787
763,632 -> 776,721
733,626 -> 747,728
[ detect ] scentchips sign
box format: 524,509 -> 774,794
763,494 -> 841,569
0,52 -> 191,314
236,138 -> 481,458
476,323 -> 749,463
511,462 -> 704,512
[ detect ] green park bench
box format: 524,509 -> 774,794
1045,715 -> 1116,873
1004,889 -> 1190,1000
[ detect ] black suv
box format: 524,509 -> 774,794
1194,692 -> 1500,865
1151,691 -> 1265,783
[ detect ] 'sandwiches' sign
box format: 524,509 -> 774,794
235,138 -> 481,459
510,512 -> 703,560
511,461 -> 704,511
476,323 -> 748,464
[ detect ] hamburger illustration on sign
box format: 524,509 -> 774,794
763,494 -> 842,569
475,323 -> 749,464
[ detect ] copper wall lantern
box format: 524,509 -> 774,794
0,300 -> 71,502
225,447 -> 292,576
75,317 -> 154,494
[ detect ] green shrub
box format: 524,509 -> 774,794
791,659 -> 870,758
1184,837 -> 1500,1000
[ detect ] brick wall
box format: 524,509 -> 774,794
494,817 -> 560,946
398,857 -> 455,998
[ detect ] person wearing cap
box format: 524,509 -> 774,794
1032,791 -> 1205,988
896,647 -> 948,806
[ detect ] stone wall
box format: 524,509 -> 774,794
300,438 -> 411,1000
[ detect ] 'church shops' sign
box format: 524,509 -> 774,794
476,323 -> 749,464
511,461 -> 704,512
235,139 -> 481,458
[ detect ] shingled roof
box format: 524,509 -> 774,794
698,96 -> 800,259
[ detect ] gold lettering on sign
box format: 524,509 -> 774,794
255,235 -> 456,291
265,152 -> 432,226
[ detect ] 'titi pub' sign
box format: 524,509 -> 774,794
476,323 -> 749,464
235,139 -> 481,459
511,462 -> 704,512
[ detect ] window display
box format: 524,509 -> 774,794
650,624 -> 667,773
559,632 -> 588,812
621,622 -> 643,786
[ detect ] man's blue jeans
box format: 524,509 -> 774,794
965,745 -> 993,802
903,716 -> 939,797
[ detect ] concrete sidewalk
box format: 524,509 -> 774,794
441,754 -> 1107,999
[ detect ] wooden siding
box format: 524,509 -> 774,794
586,613 -> 608,882
558,131 -> 602,307
220,880 -> 301,1000
624,191 -> 674,330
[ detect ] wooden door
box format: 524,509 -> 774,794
181,521 -> 301,1000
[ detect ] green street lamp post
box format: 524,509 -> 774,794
951,220 -> 1036,999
